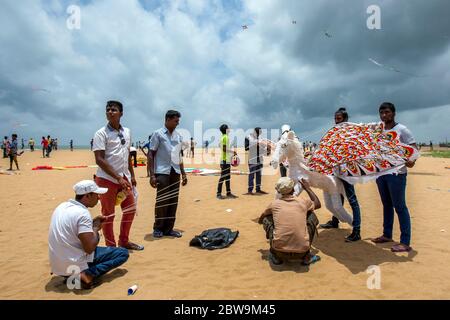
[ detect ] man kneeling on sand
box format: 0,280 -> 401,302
48,180 -> 129,289
258,177 -> 321,266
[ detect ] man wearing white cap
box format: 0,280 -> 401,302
258,177 -> 321,266
48,180 -> 129,289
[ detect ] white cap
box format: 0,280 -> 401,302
73,180 -> 108,195
281,124 -> 291,133
275,177 -> 295,195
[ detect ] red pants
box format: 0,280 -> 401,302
95,177 -> 136,247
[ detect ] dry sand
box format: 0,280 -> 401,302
1,148 -> 449,299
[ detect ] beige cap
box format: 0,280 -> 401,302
275,177 -> 295,195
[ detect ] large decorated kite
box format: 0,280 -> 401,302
308,122 -> 420,184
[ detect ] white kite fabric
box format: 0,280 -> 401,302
308,122 -> 420,184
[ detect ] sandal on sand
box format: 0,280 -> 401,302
121,242 -> 144,251
371,236 -> 394,244
391,244 -> 412,252
302,255 -> 321,266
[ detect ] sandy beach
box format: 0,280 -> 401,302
1,148 -> 449,300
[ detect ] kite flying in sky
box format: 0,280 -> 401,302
368,58 -> 426,77
323,30 -> 332,38
31,85 -> 51,93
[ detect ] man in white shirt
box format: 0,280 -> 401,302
244,127 -> 269,195
93,100 -> 143,250
371,102 -> 418,253
48,180 -> 129,289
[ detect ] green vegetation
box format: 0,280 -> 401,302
422,150 -> 450,158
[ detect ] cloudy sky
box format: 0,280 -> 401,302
1,0 -> 449,146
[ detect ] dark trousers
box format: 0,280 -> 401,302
154,167 -> 180,234
85,246 -> 129,279
130,151 -> 137,167
2,147 -> 6,158
248,163 -> 263,192
262,212 -> 319,260
217,161 -> 231,195
280,163 -> 287,177
332,179 -> 362,228
376,173 -> 411,246
9,154 -> 18,169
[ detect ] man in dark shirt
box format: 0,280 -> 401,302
8,134 -> 20,171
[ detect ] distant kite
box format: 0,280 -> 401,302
31,85 -> 51,93
368,58 -> 426,77
242,25 -> 248,30
324,31 -> 332,38
292,20 -> 297,24
12,122 -> 29,129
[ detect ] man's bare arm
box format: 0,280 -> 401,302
147,150 -> 158,188
95,150 -> 121,180
258,207 -> 272,224
78,231 -> 99,255
94,150 -> 131,189
300,179 -> 321,210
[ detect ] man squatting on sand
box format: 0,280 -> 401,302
259,177 -> 321,266
48,180 -> 129,289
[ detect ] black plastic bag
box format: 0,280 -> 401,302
189,228 -> 239,250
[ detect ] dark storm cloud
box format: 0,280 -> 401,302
0,0 -> 449,144
231,0 -> 450,132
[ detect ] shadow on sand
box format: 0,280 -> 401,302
409,172 -> 440,176
257,247 -> 321,273
314,229 -> 417,274
143,229 -> 186,242
45,268 -> 128,294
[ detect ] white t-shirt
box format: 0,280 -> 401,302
48,200 -> 94,276
383,123 -> 416,174
93,124 -> 132,184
